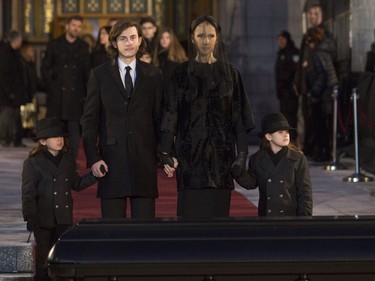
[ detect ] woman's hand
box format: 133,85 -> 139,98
163,157 -> 178,177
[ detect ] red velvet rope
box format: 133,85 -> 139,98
337,95 -> 375,134
358,97 -> 375,127
337,101 -> 352,134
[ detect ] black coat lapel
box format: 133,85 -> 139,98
132,59 -> 144,99
109,61 -> 127,98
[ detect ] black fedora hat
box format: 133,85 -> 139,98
35,118 -> 68,140
258,112 -> 295,137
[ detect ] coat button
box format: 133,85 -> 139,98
65,205 -> 69,208
65,191 -> 69,195
267,196 -> 271,200
279,194 -> 284,198
53,191 -> 57,195
65,178 -> 68,181
280,210 -> 284,214
55,205 -> 59,208
53,178 -> 56,182
267,209 -> 272,213
279,180 -> 284,183
267,179 -> 272,183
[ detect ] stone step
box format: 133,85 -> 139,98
0,244 -> 34,274
0,273 -> 33,281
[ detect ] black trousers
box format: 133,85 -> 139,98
33,225 -> 71,281
101,197 -> 155,218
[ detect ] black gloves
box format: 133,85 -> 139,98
160,152 -> 174,167
26,217 -> 39,232
234,171 -> 253,190
231,151 -> 248,178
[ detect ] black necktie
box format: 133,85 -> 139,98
125,66 -> 133,98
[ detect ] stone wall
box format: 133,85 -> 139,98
351,0 -> 375,72
218,0 -> 303,142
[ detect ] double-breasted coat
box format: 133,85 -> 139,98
237,148 -> 313,216
82,59 -> 163,199
41,35 -> 91,121
21,151 -> 97,228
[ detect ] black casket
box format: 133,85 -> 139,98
48,216 -> 375,281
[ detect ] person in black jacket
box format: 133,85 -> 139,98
22,118 -> 99,281
275,30 -> 299,141
365,29 -> 375,72
140,17 -> 158,60
235,112 -> 313,217
91,25 -> 112,68
41,15 -> 91,160
294,4 -> 336,157
82,19 -> 163,219
0,30 -> 29,147
305,26 -> 338,162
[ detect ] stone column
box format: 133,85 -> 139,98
351,0 -> 375,72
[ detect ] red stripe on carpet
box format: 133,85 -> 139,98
73,146 -> 257,222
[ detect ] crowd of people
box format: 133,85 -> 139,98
0,10 -> 333,281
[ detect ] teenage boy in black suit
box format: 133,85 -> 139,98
82,19 -> 163,218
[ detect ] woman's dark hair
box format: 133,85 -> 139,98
107,19 -> 146,59
94,25 -> 112,51
188,15 -> 222,60
190,15 -> 221,36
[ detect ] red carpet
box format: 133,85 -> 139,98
73,146 -> 257,222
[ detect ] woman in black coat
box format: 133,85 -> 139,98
160,15 -> 254,218
91,25 -> 112,68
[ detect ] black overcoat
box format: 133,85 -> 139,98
41,35 -> 90,120
161,61 -> 254,191
0,43 -> 29,107
238,148 -> 313,217
21,151 -> 97,228
82,59 -> 163,199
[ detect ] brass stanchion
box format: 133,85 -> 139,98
324,86 -> 347,171
343,88 -> 373,182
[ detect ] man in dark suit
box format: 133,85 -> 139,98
82,19 -> 163,218
41,15 -> 91,160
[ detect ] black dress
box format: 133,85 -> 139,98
161,60 -> 254,217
